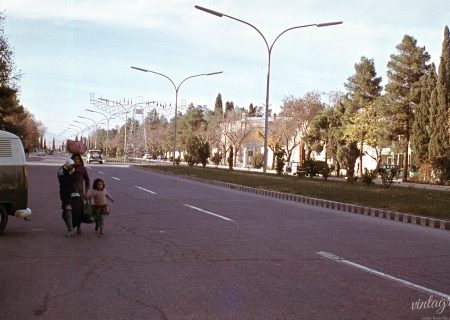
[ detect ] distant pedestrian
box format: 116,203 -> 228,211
87,178 -> 114,235
70,153 -> 90,234
57,158 -> 75,237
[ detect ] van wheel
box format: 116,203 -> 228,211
0,205 -> 8,234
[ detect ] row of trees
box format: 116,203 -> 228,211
2,5 -> 448,183
305,28 -> 450,183
0,12 -> 45,150
93,27 -> 448,183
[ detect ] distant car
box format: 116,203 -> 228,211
36,150 -> 46,156
142,153 -> 151,160
86,150 -> 103,164
157,155 -> 167,161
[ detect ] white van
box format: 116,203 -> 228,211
0,130 -> 32,234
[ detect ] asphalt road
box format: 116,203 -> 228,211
1,155 -> 450,319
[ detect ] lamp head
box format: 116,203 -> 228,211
195,5 -> 224,17
317,21 -> 343,27
131,66 -> 149,72
207,71 -> 223,76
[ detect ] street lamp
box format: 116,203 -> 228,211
69,123 -> 89,144
97,98 -> 139,159
195,5 -> 342,173
61,128 -> 78,139
78,116 -> 105,149
86,109 -> 118,156
131,66 -> 222,165
74,120 -> 96,149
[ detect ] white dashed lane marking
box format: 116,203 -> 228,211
184,204 -> 234,222
317,251 -> 450,300
135,186 -> 157,194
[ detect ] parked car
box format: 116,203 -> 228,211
142,153 -> 151,160
86,150 -> 104,164
0,130 -> 32,234
36,149 -> 46,156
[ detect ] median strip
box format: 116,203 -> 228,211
317,251 -> 450,300
184,204 -> 234,222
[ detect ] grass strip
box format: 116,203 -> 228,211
139,165 -> 450,220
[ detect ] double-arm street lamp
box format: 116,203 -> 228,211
74,120 -> 97,149
131,66 -> 222,165
78,116 -> 105,149
85,108 -> 118,156
195,5 -> 342,173
68,123 -> 89,143
97,98 -> 139,158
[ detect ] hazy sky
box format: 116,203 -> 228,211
1,0 -> 449,141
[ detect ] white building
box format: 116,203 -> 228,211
217,113 -> 407,176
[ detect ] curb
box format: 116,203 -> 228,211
170,174 -> 450,232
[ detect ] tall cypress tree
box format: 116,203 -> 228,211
429,26 -> 450,159
412,64 -> 437,166
385,35 -> 430,181
214,93 -> 223,116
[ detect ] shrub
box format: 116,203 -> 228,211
315,161 -> 330,180
184,154 -> 196,166
253,153 -> 264,169
431,156 -> 450,185
274,148 -> 285,176
302,159 -> 330,180
302,159 -> 317,179
211,152 -> 222,168
379,167 -> 398,188
228,147 -> 234,170
418,163 -> 434,183
362,168 -> 374,185
197,141 -> 210,168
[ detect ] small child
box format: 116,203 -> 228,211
87,178 -> 114,234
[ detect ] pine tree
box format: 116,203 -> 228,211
0,12 -> 20,88
248,103 -> 256,116
385,35 -> 430,181
214,93 -> 223,116
343,56 -> 382,177
412,64 -> 437,166
225,101 -> 234,115
429,26 -> 450,160
344,56 -> 382,112
0,12 -> 25,136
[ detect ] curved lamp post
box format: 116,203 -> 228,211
78,116 -> 105,149
131,66 -> 222,165
69,123 -> 90,145
195,5 -> 342,173
74,120 -> 96,149
97,98 -> 140,159
86,109 -> 118,156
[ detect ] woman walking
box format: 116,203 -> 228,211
70,153 -> 90,234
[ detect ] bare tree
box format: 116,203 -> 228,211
280,91 -> 325,162
222,111 -> 255,167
